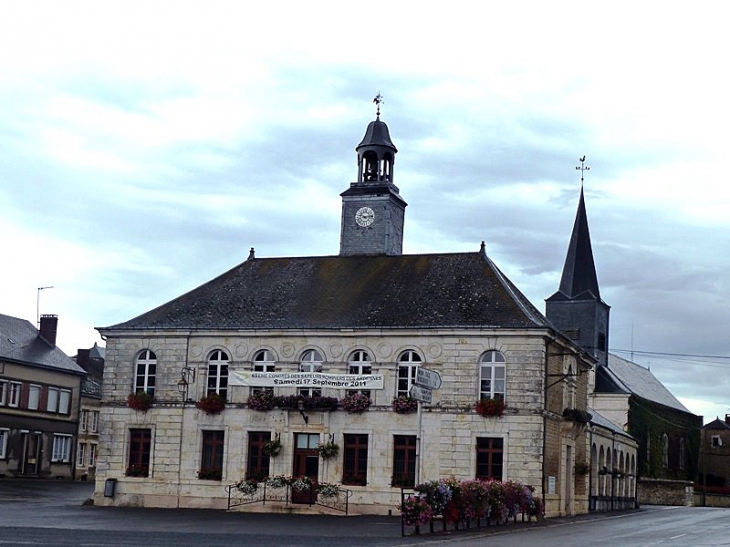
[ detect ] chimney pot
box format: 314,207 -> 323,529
39,314 -> 58,346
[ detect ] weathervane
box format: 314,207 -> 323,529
575,155 -> 590,186
373,93 -> 383,117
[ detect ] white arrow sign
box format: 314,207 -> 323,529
410,384 -> 432,404
416,367 -> 442,390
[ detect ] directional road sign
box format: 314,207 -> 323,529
416,367 -> 442,390
409,384 -> 432,404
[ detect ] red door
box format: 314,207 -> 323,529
292,433 -> 319,504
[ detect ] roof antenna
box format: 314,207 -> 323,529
575,155 -> 590,188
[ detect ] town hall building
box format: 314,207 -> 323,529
93,107 -> 599,516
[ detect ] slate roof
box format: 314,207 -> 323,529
0,313 -> 86,375
547,187 -> 603,302
589,407 -> 634,441
703,417 -> 730,431
596,353 -> 690,413
101,251 -> 553,332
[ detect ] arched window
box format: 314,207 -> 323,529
348,350 -> 372,397
679,437 -> 686,470
207,350 -> 229,399
397,350 -> 422,397
479,351 -> 506,401
252,350 -> 275,394
299,349 -> 323,397
662,433 -> 669,468
135,350 -> 157,396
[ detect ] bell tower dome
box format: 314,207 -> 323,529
339,95 -> 407,256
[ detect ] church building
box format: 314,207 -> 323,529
93,106 -> 594,516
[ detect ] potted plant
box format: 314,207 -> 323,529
475,398 -> 505,418
574,461 -> 590,476
127,391 -> 153,412
562,407 -> 592,424
291,475 -> 313,492
264,435 -> 282,457
317,482 -> 340,499
340,392 -> 371,413
392,395 -> 419,414
196,393 -> 226,415
318,440 -> 339,460
266,474 -> 291,489
247,390 -> 275,411
125,464 -> 149,477
235,477 -> 259,495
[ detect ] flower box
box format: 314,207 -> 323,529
247,390 -> 275,411
475,398 -> 505,418
195,393 -> 226,415
392,395 -> 419,414
340,393 -> 371,413
127,391 -> 153,412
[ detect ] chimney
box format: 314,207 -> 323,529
725,414 -> 730,426
39,314 -> 58,346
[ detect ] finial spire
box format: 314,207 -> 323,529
373,93 -> 383,117
575,155 -> 590,187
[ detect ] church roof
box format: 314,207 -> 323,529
0,313 -> 86,375
547,187 -> 602,302
101,251 -> 553,332
596,353 -> 690,413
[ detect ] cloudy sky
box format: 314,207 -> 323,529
2,1 -> 729,423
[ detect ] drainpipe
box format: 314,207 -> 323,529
611,432 -> 616,511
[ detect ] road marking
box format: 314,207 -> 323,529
670,534 -> 687,539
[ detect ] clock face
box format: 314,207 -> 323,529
355,206 -> 375,227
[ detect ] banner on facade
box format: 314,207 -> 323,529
229,371 -> 384,389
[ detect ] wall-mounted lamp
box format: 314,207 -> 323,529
178,365 -> 196,402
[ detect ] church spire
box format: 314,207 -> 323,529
546,157 -> 610,367
558,185 -> 601,299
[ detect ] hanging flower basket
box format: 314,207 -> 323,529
127,391 -> 154,412
196,393 -> 226,415
475,398 -> 505,418
562,407 -> 592,424
574,461 -> 590,476
392,395 -> 419,414
318,440 -> 339,460
264,436 -> 282,457
340,393 -> 371,413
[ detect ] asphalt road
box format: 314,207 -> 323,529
2,479 -> 730,546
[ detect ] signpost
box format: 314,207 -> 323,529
409,384 -> 433,404
416,367 -> 442,390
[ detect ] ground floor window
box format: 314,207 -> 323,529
52,434 -> 72,463
200,430 -> 225,480
89,443 -> 97,467
0,428 -> 8,459
343,434 -> 368,485
127,428 -> 151,477
476,437 -> 503,480
247,431 -> 271,481
392,435 -> 416,487
77,442 -> 86,466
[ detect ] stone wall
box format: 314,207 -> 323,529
638,479 -> 694,506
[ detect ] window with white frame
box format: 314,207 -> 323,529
8,382 -> 21,407
89,443 -> 97,467
0,380 -> 6,405
135,350 -> 157,396
348,350 -> 372,397
28,384 -> 41,410
252,350 -> 275,394
80,410 -> 88,432
397,350 -> 422,397
58,389 -> 71,414
207,350 -> 229,399
77,442 -> 86,466
0,428 -> 8,459
47,387 -> 59,412
712,435 -> 722,447
52,434 -> 72,463
299,349 -> 323,397
479,350 -> 506,402
90,411 -> 99,433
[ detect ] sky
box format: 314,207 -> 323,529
2,1 -> 729,424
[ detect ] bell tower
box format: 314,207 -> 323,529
339,95 -> 407,256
